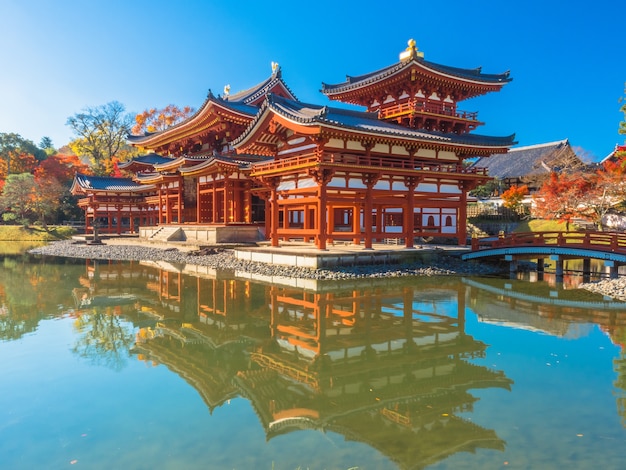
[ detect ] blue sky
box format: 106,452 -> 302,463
1,0 -> 624,161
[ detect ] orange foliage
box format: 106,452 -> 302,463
132,104 -> 195,135
9,151 -> 37,174
34,153 -> 91,186
501,184 -> 529,210
533,172 -> 596,226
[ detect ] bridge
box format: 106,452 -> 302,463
461,231 -> 626,279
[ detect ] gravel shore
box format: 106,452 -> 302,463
28,240 -> 626,300
578,278 -> 626,302
29,239 -> 501,280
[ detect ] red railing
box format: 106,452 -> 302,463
251,153 -> 488,176
471,231 -> 626,254
379,100 -> 478,121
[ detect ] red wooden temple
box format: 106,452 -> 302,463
72,40 -> 515,248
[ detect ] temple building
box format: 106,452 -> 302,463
72,41 -> 515,247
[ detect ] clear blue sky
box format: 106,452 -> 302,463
1,0 -> 624,161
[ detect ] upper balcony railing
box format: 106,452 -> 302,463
251,153 -> 488,176
378,100 -> 478,121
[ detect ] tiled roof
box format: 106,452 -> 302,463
72,173 -> 146,192
234,94 -> 515,149
470,139 -> 573,179
322,57 -> 511,95
118,153 -> 173,169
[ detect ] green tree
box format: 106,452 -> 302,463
39,136 -> 56,156
66,101 -> 137,175
0,173 -> 36,224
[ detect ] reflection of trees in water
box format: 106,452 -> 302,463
0,255 -> 81,341
72,308 -> 135,371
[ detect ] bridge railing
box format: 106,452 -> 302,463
471,231 -> 626,254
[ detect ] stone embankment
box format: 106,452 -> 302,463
29,240 -> 499,280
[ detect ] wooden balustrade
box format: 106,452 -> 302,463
472,231 -> 626,254
252,153 -> 488,175
378,100 -> 478,121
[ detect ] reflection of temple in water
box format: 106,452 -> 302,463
236,282 -> 512,468
75,260 -> 513,469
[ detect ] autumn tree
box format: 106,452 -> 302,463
66,101 -> 138,176
501,184 -> 529,214
532,172 -> 590,230
30,173 -> 65,228
34,153 -> 91,186
132,104 -> 195,135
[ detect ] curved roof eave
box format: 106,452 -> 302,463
321,58 -> 511,95
71,173 -> 149,192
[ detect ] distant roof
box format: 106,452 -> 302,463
235,94 -> 515,150
600,144 -> 626,164
71,173 -> 147,193
471,139 -> 573,179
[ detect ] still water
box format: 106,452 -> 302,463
1,251 -> 625,469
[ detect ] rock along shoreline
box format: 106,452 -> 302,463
28,240 -> 626,300
29,239 -> 500,281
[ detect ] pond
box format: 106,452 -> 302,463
1,250 -> 625,469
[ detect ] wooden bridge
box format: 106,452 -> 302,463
461,231 -> 626,278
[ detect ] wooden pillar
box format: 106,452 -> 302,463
196,179 -> 202,224
243,182 -> 251,224
116,206 -> 122,235
404,177 -> 419,249
352,204 -> 360,245
457,187 -> 468,246
318,182 -> 328,249
158,185 -> 163,225
222,175 -> 230,224
165,185 -> 172,224
362,173 -> 379,249
212,179 -> 218,223
265,177 -> 280,247
264,196 -> 271,240
303,205 -> 311,243
177,178 -> 183,223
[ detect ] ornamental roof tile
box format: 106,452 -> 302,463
470,139 -> 574,179
321,57 -> 511,95
234,94 -> 515,149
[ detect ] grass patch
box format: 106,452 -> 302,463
512,219 -> 579,233
0,225 -> 75,241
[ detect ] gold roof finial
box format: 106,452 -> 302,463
271,61 -> 279,75
400,38 -> 424,61
223,84 -> 230,97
